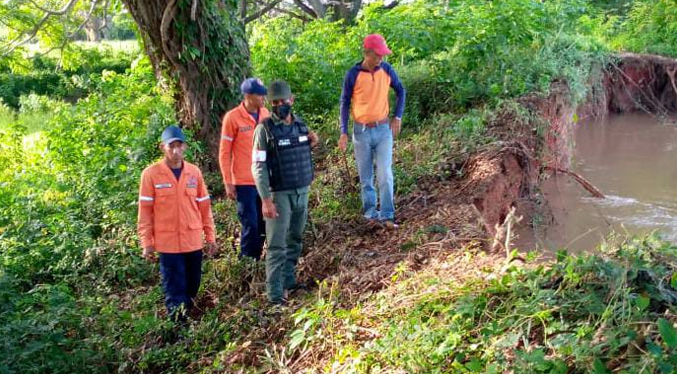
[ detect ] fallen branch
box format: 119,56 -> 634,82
545,166 -> 605,199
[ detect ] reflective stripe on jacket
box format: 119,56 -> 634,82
137,160 -> 216,253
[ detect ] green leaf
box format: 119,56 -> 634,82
659,362 -> 674,374
592,358 -> 608,374
636,295 -> 650,310
289,329 -> 306,351
464,357 -> 483,372
551,359 -> 568,374
658,318 -> 677,349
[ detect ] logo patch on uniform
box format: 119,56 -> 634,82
187,176 -> 198,188
155,183 -> 172,189
299,135 -> 308,143
278,139 -> 291,146
240,126 -> 253,132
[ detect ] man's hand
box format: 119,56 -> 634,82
262,198 -> 279,219
204,242 -> 218,257
225,184 -> 237,200
390,117 -> 402,137
338,133 -> 349,152
142,246 -> 157,262
309,131 -> 319,147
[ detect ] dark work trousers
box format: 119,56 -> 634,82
159,250 -> 203,320
236,185 -> 266,260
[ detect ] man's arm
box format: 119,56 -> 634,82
339,68 -> 358,135
218,112 -> 238,198
196,170 -> 216,244
251,124 -> 272,200
251,124 -> 279,218
137,169 -> 155,252
385,63 -> 406,120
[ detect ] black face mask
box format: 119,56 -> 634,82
273,103 -> 292,119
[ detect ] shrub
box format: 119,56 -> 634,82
612,0 -> 677,57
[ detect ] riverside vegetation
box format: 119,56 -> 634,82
2,0 -> 677,372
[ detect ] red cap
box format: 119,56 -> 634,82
363,34 -> 392,56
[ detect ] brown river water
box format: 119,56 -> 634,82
516,113 -> 677,253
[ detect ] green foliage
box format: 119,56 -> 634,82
299,235 -> 677,373
0,45 -> 141,109
612,0 -> 677,57
0,57 -> 179,373
108,12 -> 138,40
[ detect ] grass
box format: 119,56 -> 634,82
23,40 -> 140,55
279,234 -> 677,373
0,108 -> 54,134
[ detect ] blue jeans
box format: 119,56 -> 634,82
235,185 -> 265,260
159,250 -> 203,321
352,123 -> 395,220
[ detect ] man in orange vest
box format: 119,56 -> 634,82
219,78 -> 270,260
138,125 -> 217,321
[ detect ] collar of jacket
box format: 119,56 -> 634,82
356,60 -> 383,73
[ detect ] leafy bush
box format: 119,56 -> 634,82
612,0 -> 677,57
0,57 -> 180,373
0,45 -> 141,109
293,235 -> 677,373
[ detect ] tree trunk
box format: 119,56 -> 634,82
123,0 -> 249,170
85,16 -> 104,41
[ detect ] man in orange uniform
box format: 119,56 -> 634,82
138,125 -> 217,321
219,78 -> 270,260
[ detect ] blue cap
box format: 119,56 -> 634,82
161,125 -> 185,145
240,78 -> 267,96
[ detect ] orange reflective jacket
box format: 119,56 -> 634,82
219,103 -> 270,186
137,161 -> 216,253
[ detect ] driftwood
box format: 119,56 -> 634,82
546,166 -> 605,199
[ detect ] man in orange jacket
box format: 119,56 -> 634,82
138,125 -> 217,321
219,78 -> 270,260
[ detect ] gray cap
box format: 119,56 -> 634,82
267,80 -> 292,101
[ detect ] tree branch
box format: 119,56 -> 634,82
244,0 -> 283,24
351,0 -> 363,19
160,0 -> 181,68
271,6 -> 311,22
34,0 -> 101,60
191,0 -> 198,21
382,0 -> 399,10
306,0 -> 326,17
25,0 -> 79,16
239,0 -> 247,20
2,0 -> 81,56
292,0 -> 319,18
97,0 -> 112,32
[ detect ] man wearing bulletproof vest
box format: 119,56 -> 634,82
251,80 -> 318,305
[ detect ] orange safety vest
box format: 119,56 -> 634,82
219,103 -> 270,186
137,160 -> 216,253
